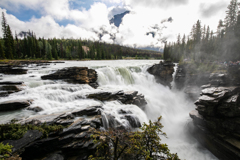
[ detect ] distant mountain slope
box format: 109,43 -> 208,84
110,11 -> 130,27
18,31 -> 33,38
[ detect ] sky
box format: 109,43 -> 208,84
0,0 -> 230,50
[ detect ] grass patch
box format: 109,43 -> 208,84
0,120 -> 64,141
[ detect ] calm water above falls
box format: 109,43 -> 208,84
0,60 -> 217,160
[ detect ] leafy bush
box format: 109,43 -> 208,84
89,116 -> 180,160
0,143 -> 13,160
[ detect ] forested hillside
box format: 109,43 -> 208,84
0,12 -> 162,60
164,0 -> 240,62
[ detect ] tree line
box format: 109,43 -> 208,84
164,0 -> 240,62
0,12 -> 162,60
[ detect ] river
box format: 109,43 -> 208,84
0,60 -> 217,160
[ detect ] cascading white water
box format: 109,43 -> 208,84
0,60 -> 217,160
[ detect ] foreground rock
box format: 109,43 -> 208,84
1,104 -> 142,160
41,67 -> 98,88
87,90 -> 147,108
0,65 -> 27,74
147,60 -> 175,88
189,86 -> 240,159
0,100 -> 32,112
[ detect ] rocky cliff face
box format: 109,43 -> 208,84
189,65 -> 240,159
147,61 -> 175,88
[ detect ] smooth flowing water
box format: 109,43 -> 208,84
0,60 -> 217,160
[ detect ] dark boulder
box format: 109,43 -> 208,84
0,65 -> 27,74
147,60 -> 175,88
0,81 -> 23,85
0,100 -> 31,112
41,67 -> 98,88
87,90 -> 147,108
26,106 -> 44,112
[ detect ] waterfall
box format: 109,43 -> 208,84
0,60 -> 217,160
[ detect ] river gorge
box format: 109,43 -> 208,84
0,60 -> 218,160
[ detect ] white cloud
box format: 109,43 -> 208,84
0,8 -> 99,40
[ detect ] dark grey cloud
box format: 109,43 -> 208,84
127,0 -> 189,9
199,2 -> 228,18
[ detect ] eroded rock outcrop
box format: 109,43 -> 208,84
2,104 -> 142,159
41,67 -> 98,88
87,90 -> 147,108
147,60 -> 175,88
189,86 -> 240,159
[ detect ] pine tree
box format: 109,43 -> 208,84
0,40 -> 5,59
225,0 -> 238,32
6,25 -> 13,59
2,12 -> 7,40
77,41 -> 83,59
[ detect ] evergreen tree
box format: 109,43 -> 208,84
6,25 -> 13,59
225,0 -> 238,31
1,12 -> 7,40
0,40 -> 5,59
77,41 -> 83,59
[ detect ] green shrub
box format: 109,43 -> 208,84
90,116 -> 180,160
0,143 -> 13,160
0,121 -> 64,141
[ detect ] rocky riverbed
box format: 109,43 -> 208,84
0,60 -> 222,160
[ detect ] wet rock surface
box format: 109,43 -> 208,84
1,103 -> 142,160
0,65 -> 28,74
26,106 -> 44,112
41,67 -> 98,88
2,130 -> 43,153
0,99 -> 31,112
87,90 -> 147,108
190,86 -> 240,159
147,60 -> 175,88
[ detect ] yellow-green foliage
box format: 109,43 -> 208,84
0,143 -> 13,160
0,121 -> 64,141
89,116 -> 180,160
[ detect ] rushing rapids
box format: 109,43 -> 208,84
0,60 -> 217,159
